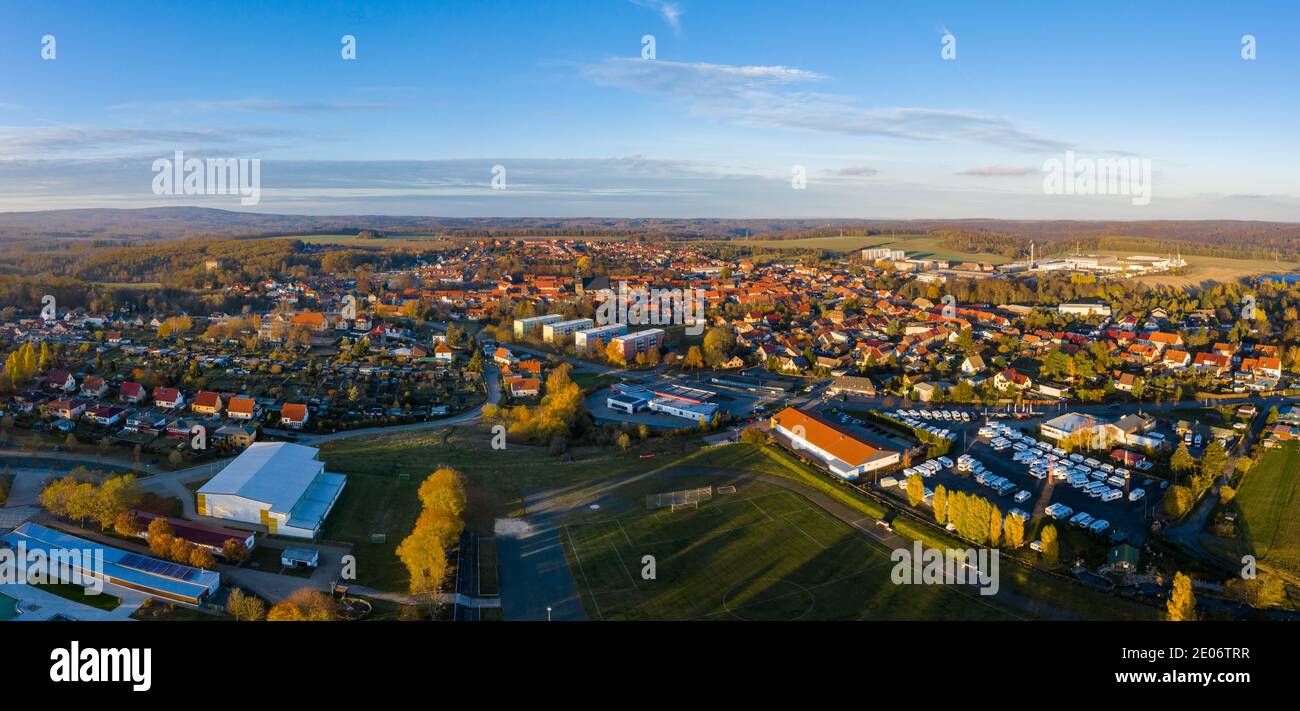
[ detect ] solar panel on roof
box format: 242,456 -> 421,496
120,552 -> 201,581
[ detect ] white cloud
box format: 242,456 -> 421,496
583,57 -> 1071,152
958,165 -> 1038,177
0,125 -> 295,159
108,99 -> 394,115
630,0 -> 683,33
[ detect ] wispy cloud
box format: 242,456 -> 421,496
583,57 -> 1071,152
0,125 -> 295,158
108,99 -> 394,115
827,166 -> 879,178
958,165 -> 1038,177
630,0 -> 683,33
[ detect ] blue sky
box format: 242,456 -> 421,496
1,0 -> 1297,219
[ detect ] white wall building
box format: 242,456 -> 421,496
196,442 -> 346,539
513,314 -> 564,338
542,318 -> 594,344
574,323 -> 629,352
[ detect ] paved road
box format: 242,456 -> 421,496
497,490 -> 590,621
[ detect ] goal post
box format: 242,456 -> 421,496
647,486 -> 713,510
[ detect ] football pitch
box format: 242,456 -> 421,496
561,485 -> 1017,621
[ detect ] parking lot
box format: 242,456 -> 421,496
873,410 -> 1165,547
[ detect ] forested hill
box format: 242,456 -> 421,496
0,208 -> 1297,256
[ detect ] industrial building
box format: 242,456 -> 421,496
606,383 -> 719,423
1,522 -> 221,605
770,407 -> 900,480
196,442 -> 346,539
1040,412 -> 1101,441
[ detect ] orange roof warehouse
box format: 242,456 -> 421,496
770,407 -> 900,480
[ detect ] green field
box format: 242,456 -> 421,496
315,429 -> 1158,618
273,234 -> 456,249
562,481 -> 1014,621
1214,442 -> 1300,578
34,583 -> 121,611
273,233 -> 631,248
315,427 -> 715,590
709,234 -> 904,252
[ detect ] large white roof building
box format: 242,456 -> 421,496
196,442 -> 346,539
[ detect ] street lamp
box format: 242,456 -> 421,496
546,606 -> 552,622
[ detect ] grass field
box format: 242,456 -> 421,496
562,480 -> 1014,620
708,234 -> 904,252
1210,442 -> 1300,579
274,233 -> 630,248
315,427 -> 713,589
1105,252 -> 1296,288
34,583 -> 121,611
315,429 -> 1158,618
273,234 -> 457,249
710,233 -> 1017,264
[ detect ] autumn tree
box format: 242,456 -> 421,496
190,547 -> 218,570
226,587 -> 267,621
1040,523 -> 1060,565
417,468 -> 468,520
146,517 -> 175,558
114,511 -> 142,538
1170,443 -> 1195,476
1003,513 -> 1025,548
222,539 -> 251,565
605,340 -> 626,367
906,473 -> 925,507
267,588 -> 341,621
396,524 -> 449,612
683,345 -> 705,369
92,474 -> 142,531
1164,485 -> 1194,518
933,485 -> 948,525
1166,571 -> 1197,621
702,326 -> 735,367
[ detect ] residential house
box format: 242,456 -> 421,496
994,369 -> 1032,392
191,391 -> 224,416
959,354 -> 986,375
85,405 -> 126,427
226,396 -> 258,421
280,403 -> 310,429
153,387 -> 185,409
119,381 -> 145,404
44,370 -> 76,393
79,376 -> 108,399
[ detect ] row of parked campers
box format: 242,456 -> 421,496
895,409 -> 973,423
893,411 -> 960,443
901,456 -> 955,480
1043,503 -> 1112,534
